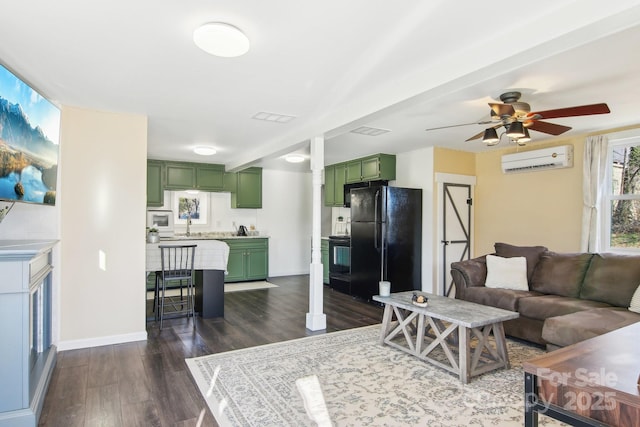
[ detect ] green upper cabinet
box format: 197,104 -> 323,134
334,163 -> 346,205
345,154 -> 396,183
229,167 -> 262,208
325,154 -> 394,206
165,162 -> 195,190
147,160 -> 164,207
324,163 -> 346,207
164,161 -> 224,191
195,164 -> 224,191
324,164 -> 335,205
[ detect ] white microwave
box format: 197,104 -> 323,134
146,210 -> 174,237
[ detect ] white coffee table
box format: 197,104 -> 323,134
373,291 -> 519,384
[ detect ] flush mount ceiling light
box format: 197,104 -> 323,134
285,154 -> 305,163
193,146 -> 217,156
193,22 -> 250,57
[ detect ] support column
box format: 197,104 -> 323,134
306,136 -> 327,331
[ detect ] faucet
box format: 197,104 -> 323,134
186,212 -> 192,237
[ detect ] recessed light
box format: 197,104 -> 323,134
193,22 -> 250,58
285,154 -> 305,163
194,146 -> 217,156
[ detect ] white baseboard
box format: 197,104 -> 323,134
56,330 -> 147,351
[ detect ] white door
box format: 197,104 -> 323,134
436,173 -> 476,297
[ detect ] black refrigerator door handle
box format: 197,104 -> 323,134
374,189 -> 380,250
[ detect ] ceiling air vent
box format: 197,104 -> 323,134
350,126 -> 391,136
252,112 -> 296,123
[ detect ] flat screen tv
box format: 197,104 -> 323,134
0,63 -> 60,205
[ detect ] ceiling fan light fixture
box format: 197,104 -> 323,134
506,121 -> 525,138
482,128 -> 499,145
516,127 -> 531,145
193,22 -> 250,57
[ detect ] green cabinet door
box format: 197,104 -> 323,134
231,167 -> 262,208
246,246 -> 268,280
324,165 -> 335,206
334,163 -> 346,206
345,160 -> 362,183
165,162 -> 195,190
147,160 -> 164,207
195,164 -> 224,190
321,239 -> 329,284
225,248 -> 246,282
220,238 -> 269,282
362,153 -> 396,181
324,163 -> 346,207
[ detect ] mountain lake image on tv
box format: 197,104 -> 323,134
0,63 -> 60,205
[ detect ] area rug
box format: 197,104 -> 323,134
186,325 -> 565,426
224,281 -> 278,293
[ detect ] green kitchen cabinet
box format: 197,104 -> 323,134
195,164 -> 224,190
321,238 -> 329,284
164,162 -> 195,190
229,167 -> 262,208
147,160 -> 164,207
345,154 -> 396,183
324,163 -> 346,207
165,161 -> 225,191
324,164 -> 335,205
220,238 -> 269,282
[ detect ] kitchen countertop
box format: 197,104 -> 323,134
146,239 -> 230,271
159,233 -> 268,241
0,239 -> 58,256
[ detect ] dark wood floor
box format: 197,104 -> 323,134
38,275 -> 383,426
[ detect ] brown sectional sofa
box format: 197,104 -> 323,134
450,243 -> 640,350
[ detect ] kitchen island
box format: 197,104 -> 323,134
146,238 -> 230,318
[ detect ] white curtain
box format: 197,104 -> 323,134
581,135 -> 609,252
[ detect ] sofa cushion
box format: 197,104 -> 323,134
494,242 -> 547,282
485,255 -> 528,290
518,295 -> 610,321
629,284 -> 640,314
463,287 -> 541,312
530,252 -> 593,297
542,307 -> 640,348
580,253 -> 640,307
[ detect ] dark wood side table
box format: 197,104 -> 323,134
523,322 -> 640,426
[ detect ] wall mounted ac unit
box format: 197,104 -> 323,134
501,145 -> 573,174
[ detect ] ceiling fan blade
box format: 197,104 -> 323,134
528,103 -> 610,120
525,120 -> 572,136
465,124 -> 502,142
425,120 -> 495,132
489,103 -> 515,117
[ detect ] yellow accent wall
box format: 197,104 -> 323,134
434,147 -> 475,175
474,139 -> 583,255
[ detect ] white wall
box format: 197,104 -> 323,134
258,169 -> 312,277
395,147 -> 436,293
58,106 -> 147,349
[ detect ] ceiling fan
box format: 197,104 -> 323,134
425,91 -> 610,145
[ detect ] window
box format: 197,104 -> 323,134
603,136 -> 640,253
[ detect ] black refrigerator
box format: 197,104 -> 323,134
350,186 -> 422,301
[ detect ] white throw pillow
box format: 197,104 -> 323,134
484,255 -> 529,291
629,285 -> 640,314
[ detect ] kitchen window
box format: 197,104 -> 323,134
602,135 -> 640,253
